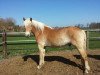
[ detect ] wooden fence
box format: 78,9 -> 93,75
86,29 -> 100,50
0,29 -> 100,58
0,31 -> 35,58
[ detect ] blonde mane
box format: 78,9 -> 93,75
32,20 -> 45,31
32,20 -> 53,31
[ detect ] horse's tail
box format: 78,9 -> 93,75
82,30 -> 87,50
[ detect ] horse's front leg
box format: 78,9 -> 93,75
37,44 -> 45,69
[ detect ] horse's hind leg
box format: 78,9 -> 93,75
77,47 -> 90,73
72,42 -> 90,73
37,44 -> 45,69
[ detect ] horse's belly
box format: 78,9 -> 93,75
46,37 -> 70,46
55,38 -> 70,46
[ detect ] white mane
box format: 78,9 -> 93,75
32,20 -> 45,31
32,20 -> 53,31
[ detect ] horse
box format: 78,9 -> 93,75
23,18 -> 90,73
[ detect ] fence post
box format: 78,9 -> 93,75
86,30 -> 89,50
2,31 -> 7,58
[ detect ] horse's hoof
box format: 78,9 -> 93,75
85,70 -> 89,73
87,66 -> 90,71
37,66 -> 40,69
85,68 -> 90,73
37,65 -> 42,69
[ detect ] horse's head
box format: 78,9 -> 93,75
23,18 -> 32,37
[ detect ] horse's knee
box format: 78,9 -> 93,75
39,49 -> 45,56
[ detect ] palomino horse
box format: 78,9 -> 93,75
23,18 -> 90,73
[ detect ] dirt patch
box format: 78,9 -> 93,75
0,50 -> 100,75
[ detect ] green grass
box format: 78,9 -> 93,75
89,38 -> 100,49
89,31 -> 100,37
88,31 -> 100,49
0,31 -> 100,59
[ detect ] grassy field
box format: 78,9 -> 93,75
89,31 -> 100,49
0,31 -> 100,59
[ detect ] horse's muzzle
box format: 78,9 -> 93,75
25,32 -> 30,37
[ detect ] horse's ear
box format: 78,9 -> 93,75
30,18 -> 32,21
23,17 -> 26,21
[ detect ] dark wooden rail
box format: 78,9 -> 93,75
2,31 -> 7,58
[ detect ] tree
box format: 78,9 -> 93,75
0,17 -> 16,32
89,22 -> 100,29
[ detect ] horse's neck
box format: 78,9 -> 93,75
31,26 -> 42,38
31,26 -> 53,38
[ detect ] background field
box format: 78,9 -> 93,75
0,31 -> 100,59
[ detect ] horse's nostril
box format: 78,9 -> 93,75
25,34 -> 30,37
25,32 -> 30,37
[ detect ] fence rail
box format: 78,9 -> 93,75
0,32 -> 25,35
0,30 -> 100,58
7,40 -> 36,43
0,32 -> 35,45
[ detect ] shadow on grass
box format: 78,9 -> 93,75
88,55 -> 100,60
23,55 -> 83,70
